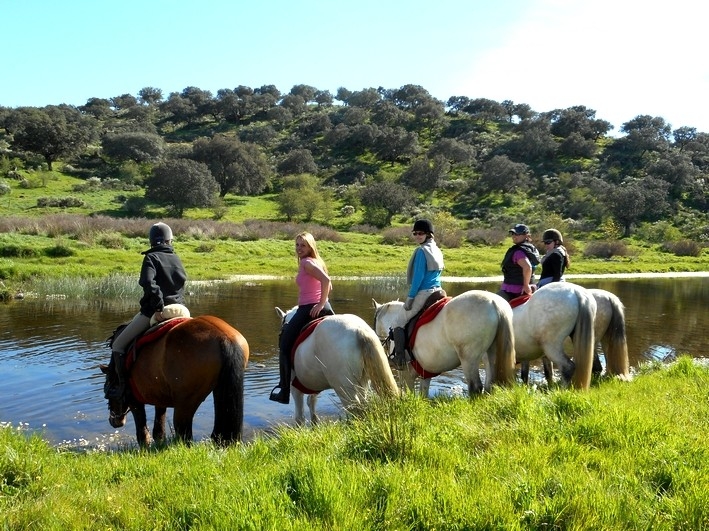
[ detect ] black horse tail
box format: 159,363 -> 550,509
211,335 -> 246,445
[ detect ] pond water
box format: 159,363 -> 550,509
1,274 -> 707,450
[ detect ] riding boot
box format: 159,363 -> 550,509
269,350 -> 291,404
110,350 -> 127,399
392,326 -> 408,367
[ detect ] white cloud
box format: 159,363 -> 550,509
454,0 -> 709,132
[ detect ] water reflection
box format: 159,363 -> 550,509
0,276 -> 707,450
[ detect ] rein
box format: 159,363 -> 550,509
108,401 -> 130,421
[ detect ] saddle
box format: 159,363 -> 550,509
289,316 -> 328,394
389,290 -> 449,375
112,317 -> 190,372
404,290 -> 448,346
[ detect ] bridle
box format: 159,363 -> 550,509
108,401 -> 131,423
373,305 -> 394,353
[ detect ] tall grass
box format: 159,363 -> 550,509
3,358 -> 709,529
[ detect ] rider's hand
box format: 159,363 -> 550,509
403,297 -> 414,311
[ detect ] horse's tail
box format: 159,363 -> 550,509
600,293 -> 631,380
212,333 -> 248,444
359,328 -> 400,398
492,301 -> 516,386
571,290 -> 596,390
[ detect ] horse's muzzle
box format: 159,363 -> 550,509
108,404 -> 129,428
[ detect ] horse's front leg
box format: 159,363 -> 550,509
173,406 -> 197,443
460,358 -> 484,397
153,406 -> 167,443
307,394 -> 319,425
292,388 -> 306,426
419,377 -> 432,398
131,404 -> 151,447
397,365 -> 418,394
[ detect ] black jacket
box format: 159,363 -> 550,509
539,247 -> 567,283
138,244 -> 187,317
501,242 -> 540,285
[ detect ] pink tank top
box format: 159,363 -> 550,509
296,258 -> 322,305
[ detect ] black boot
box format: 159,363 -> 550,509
269,350 -> 291,404
391,327 -> 408,368
108,350 -> 127,399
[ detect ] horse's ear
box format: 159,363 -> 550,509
372,298 -> 380,309
275,307 -> 285,319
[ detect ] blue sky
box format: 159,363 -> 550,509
3,0 -> 707,134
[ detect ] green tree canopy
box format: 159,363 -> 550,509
4,105 -> 98,170
145,159 -> 218,217
101,132 -> 165,164
191,135 -> 271,197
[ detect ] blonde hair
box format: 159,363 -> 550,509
296,232 -> 328,273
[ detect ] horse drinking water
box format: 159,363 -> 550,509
275,308 -> 399,426
100,314 -> 249,447
373,289 -> 516,398
520,286 -> 630,384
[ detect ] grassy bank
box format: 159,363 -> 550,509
2,358 -> 709,529
2,223 -> 708,299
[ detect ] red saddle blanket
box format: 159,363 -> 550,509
408,297 -> 451,379
290,316 -> 327,394
509,294 -> 531,308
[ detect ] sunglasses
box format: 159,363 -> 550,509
412,231 -> 427,236
543,239 -> 554,244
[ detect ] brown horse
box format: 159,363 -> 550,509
100,315 -> 249,447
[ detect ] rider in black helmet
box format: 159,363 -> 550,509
390,218 -> 445,366
107,222 -> 188,399
537,228 -> 570,288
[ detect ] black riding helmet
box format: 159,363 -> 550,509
149,222 -> 173,246
542,228 -> 563,244
412,219 -> 434,235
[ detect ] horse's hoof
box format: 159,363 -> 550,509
269,387 -> 290,404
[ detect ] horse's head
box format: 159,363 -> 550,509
275,306 -> 298,328
371,299 -> 404,340
99,364 -> 130,428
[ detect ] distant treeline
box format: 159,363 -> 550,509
1,83 -> 707,240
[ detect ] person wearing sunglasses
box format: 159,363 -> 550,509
390,218 -> 445,366
497,223 -> 541,302
537,228 -> 570,288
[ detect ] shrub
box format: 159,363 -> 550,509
20,177 -> 43,189
0,181 -> 10,196
96,233 -> 126,249
0,245 -> 41,258
122,196 -> 148,216
583,240 -> 633,259
44,244 -> 75,258
36,197 -> 85,208
349,224 -> 380,235
660,240 -> 703,257
381,226 -> 412,245
635,221 -> 682,243
195,242 -> 216,253
466,228 -> 507,246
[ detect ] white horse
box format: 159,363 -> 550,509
521,286 -> 631,384
512,282 -> 597,389
275,308 -> 399,426
372,290 -> 516,398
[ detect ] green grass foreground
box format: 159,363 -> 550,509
3,358 -> 709,530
